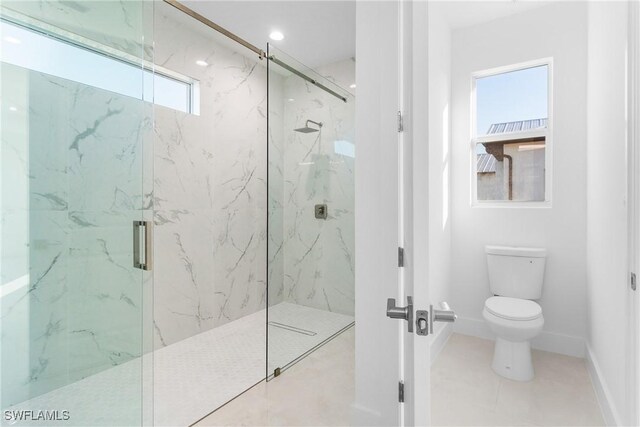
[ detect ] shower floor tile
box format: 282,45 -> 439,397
4,303 -> 353,427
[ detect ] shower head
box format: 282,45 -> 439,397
294,119 -> 323,133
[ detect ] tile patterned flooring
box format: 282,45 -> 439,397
195,326 -> 355,427
4,303 -> 353,427
199,332 -> 605,427
431,334 -> 605,426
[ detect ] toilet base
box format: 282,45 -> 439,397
491,337 -> 534,381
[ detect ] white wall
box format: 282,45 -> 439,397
428,5 -> 453,349
586,2 -> 630,425
450,2 -> 589,357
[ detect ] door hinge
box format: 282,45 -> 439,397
398,381 -> 405,403
397,111 -> 404,133
398,247 -> 405,267
632,272 -> 637,291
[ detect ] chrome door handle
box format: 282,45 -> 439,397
429,301 -> 456,334
133,220 -> 153,271
386,296 -> 413,333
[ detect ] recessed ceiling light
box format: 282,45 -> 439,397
349,83 -> 356,89
8,106 -> 17,112
195,60 -> 208,67
4,36 -> 20,44
287,98 -> 295,102
269,31 -> 284,41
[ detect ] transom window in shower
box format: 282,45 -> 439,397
472,59 -> 552,205
0,19 -> 199,114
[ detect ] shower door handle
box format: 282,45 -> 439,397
133,220 -> 153,271
386,296 -> 413,333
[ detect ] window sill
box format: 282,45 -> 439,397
471,200 -> 552,209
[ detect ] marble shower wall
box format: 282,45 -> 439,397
151,4 -> 284,348
278,59 -> 356,316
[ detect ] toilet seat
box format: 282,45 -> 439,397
485,296 -> 542,321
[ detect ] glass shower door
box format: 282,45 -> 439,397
267,45 -> 355,377
0,2 -> 153,425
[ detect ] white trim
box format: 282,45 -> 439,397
586,344 -> 623,427
452,315 -> 585,358
430,323 -> 453,364
627,1 -> 640,425
473,129 -> 547,145
470,57 -> 554,207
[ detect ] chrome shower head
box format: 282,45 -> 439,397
294,119 -> 323,133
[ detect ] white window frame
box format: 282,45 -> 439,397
470,58 -> 553,208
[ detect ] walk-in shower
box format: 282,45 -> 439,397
0,1 -> 354,426
267,46 -> 355,379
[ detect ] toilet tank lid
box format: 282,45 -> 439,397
485,246 -> 547,258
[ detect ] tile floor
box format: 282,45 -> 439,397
195,326 -> 355,427
431,333 -> 605,426
5,303 -> 353,427
199,331 -> 605,427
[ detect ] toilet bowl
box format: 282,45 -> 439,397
483,296 -> 544,381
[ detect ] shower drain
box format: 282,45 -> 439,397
267,321 -> 317,336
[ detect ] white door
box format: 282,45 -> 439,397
354,2 -> 444,426
353,1 -> 402,425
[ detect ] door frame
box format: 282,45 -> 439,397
401,0 -> 431,426
628,1 -> 640,425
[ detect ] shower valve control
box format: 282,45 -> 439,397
315,204 -> 328,220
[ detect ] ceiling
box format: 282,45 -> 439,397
431,1 -> 552,30
182,1 -> 356,68
179,1 -> 551,68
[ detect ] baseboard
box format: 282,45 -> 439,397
453,315 -> 586,358
350,403 -> 383,426
430,323 -> 453,364
585,344 -> 622,426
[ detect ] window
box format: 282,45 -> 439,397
472,60 -> 551,205
1,19 -> 199,114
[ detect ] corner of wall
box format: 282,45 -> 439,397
586,344 -> 623,426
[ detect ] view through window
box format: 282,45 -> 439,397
474,62 -> 550,203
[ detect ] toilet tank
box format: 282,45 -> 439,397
485,246 -> 547,299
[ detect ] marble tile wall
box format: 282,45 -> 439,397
279,59 -> 356,316
151,3 -> 283,348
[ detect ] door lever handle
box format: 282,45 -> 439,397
430,301 -> 456,334
386,296 -> 413,333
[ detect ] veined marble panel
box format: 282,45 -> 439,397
280,59 -> 356,316
151,2 -> 277,348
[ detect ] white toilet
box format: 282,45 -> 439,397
483,245 -> 547,381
